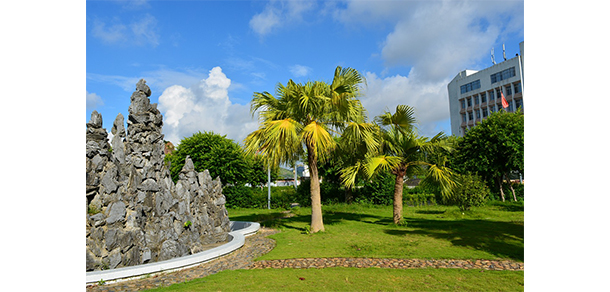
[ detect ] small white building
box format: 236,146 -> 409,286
447,41 -> 524,137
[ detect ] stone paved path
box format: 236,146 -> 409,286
86,227 -> 523,292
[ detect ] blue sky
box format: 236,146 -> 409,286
86,0 -> 524,146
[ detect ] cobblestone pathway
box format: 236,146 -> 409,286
86,227 -> 523,292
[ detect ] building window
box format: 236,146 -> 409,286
467,97 -> 472,107
491,67 -> 516,84
514,82 -> 522,94
474,95 -> 479,105
460,79 -> 481,94
496,88 -> 502,99
461,99 -> 465,109
468,112 -> 473,121
515,99 -> 522,110
476,110 -> 481,119
481,92 -> 486,103
489,106 -> 495,113
505,85 -> 512,96
462,114 -> 466,122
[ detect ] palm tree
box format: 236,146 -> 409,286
244,66 -> 371,233
341,105 -> 456,224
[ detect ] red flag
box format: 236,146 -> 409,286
501,91 -> 509,109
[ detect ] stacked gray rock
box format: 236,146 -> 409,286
86,79 -> 231,271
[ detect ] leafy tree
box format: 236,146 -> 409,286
447,173 -> 489,211
341,105 -> 456,224
451,110 -> 524,201
165,131 -> 271,186
244,66 -> 373,233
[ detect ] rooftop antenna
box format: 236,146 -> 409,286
491,47 -> 496,65
503,43 -> 507,61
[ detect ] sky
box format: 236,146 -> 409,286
86,0 -> 524,146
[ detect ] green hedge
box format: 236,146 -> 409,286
223,173 -> 442,209
223,185 -> 300,209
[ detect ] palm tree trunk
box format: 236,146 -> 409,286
345,187 -> 353,204
393,170 -> 405,224
307,149 -> 325,233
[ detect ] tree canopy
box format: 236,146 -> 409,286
244,66 -> 372,233
165,131 -> 274,187
450,109 -> 524,201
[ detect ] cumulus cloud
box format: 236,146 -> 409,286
91,14 -> 159,47
289,64 -> 312,77
250,0 -> 315,36
158,67 -> 258,145
334,0 -> 523,82
86,91 -> 104,111
361,72 -> 451,137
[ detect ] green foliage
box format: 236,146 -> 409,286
223,186 -> 299,209
448,174 -> 489,211
403,193 -> 436,206
295,179 -> 342,206
183,221 -> 192,228
353,170 -> 395,205
165,131 -> 275,186
450,110 -> 524,195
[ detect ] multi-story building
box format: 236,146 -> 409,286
447,41 -> 524,137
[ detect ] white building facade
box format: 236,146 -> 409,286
447,41 -> 524,137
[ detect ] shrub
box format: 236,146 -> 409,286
404,193 -> 436,206
224,185 -> 299,209
353,170 -> 395,205
448,174 -> 489,211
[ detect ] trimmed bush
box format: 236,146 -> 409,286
448,174 -> 489,211
224,185 -> 299,209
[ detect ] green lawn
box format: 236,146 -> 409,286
148,202 -> 524,291
230,202 -> 523,261
152,268 -> 524,292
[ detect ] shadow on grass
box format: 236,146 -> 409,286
231,210 -> 391,232
384,218 -> 524,261
414,210 -> 446,215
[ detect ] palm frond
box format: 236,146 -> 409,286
301,121 -> 336,163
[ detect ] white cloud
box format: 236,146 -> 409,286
249,0 -> 315,37
250,6 -> 281,36
361,72 -> 451,138
86,91 -> 104,111
91,19 -> 127,44
91,14 -> 160,47
158,67 -> 258,146
289,64 -> 312,77
333,0 -> 523,82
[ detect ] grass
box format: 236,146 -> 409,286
230,202 -> 523,261
151,268 -> 524,292
147,202 -> 524,291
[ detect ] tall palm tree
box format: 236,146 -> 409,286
341,105 -> 456,224
244,66 -> 371,233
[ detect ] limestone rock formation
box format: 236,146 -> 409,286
86,79 -> 231,272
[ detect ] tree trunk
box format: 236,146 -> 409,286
393,170 -> 406,224
507,173 -> 517,201
497,176 -> 505,202
345,187 -> 353,204
307,149 -> 324,233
